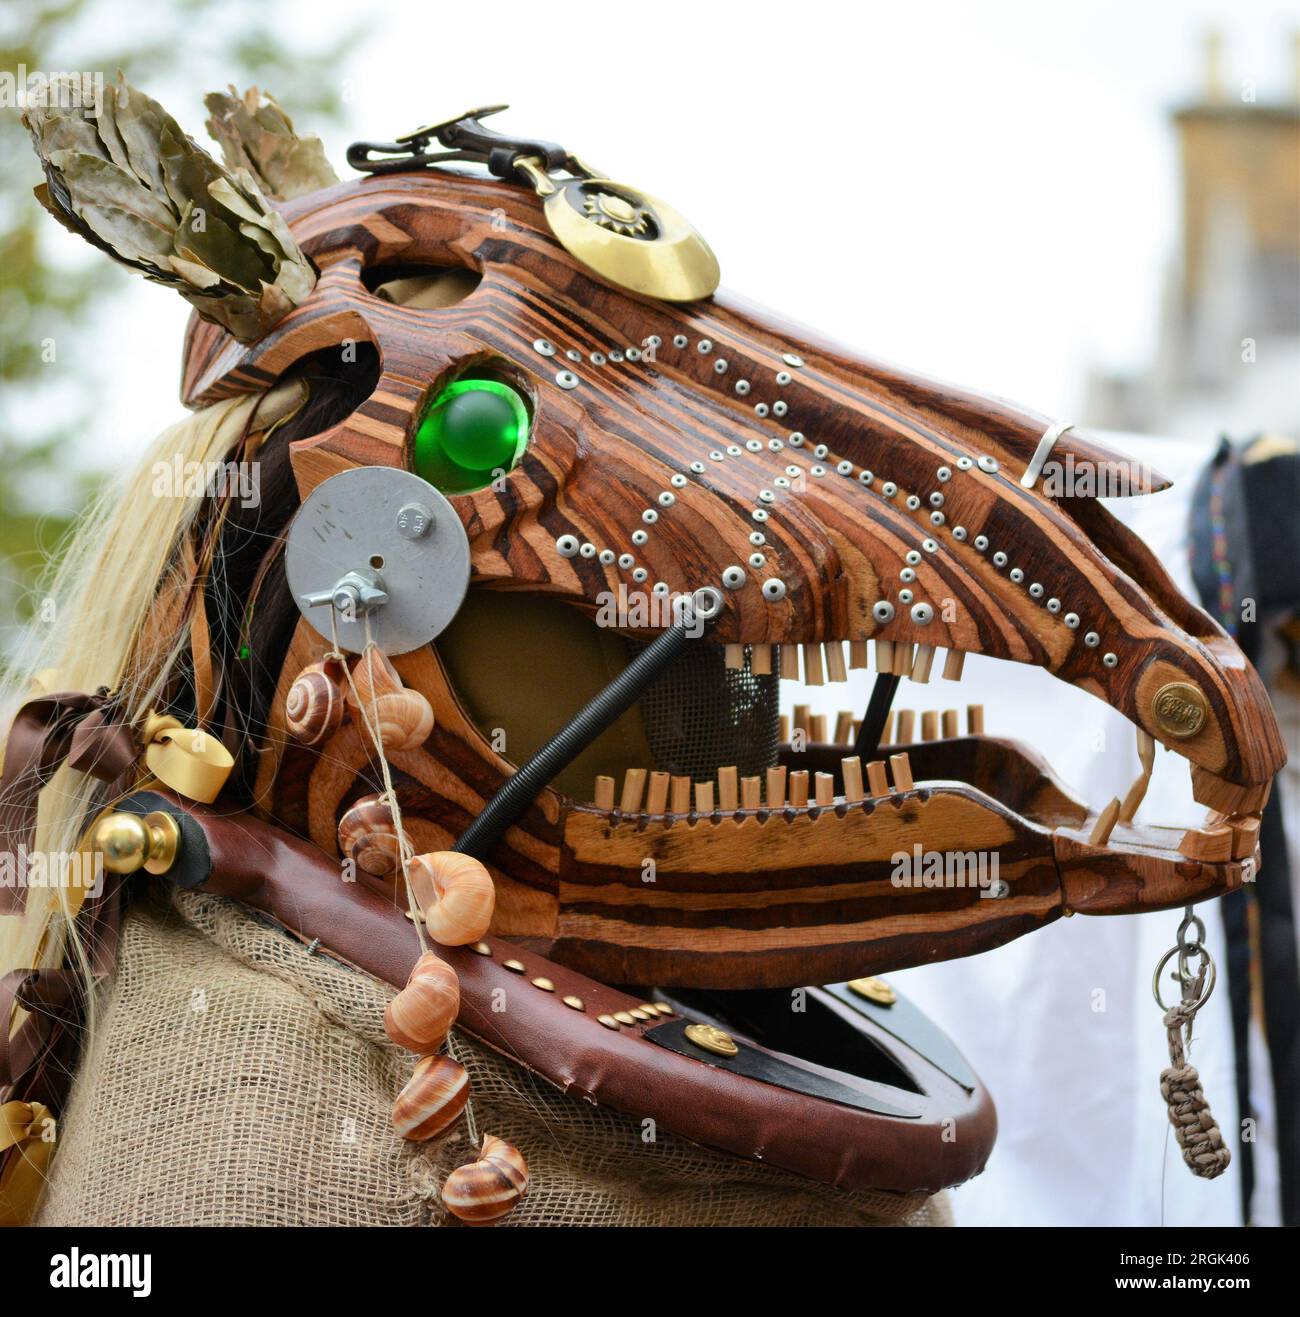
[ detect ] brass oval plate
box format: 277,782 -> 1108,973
1152,681 -> 1208,739
544,178 -> 720,302
847,975 -> 897,1007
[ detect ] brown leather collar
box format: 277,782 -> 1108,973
155,794 -> 995,1195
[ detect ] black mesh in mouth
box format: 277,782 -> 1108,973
626,638 -> 780,781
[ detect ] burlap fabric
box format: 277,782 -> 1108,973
37,887 -> 953,1227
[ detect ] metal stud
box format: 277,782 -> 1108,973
590,352 -> 606,365
1103,652 -> 1118,668
563,995 -> 586,1011
789,432 -> 806,446
1064,612 -> 1080,629
722,565 -> 747,589
671,474 -> 688,488
470,942 -> 492,956
713,358 -> 728,373
810,465 -> 826,477
1029,583 -> 1044,598
993,551 -> 1008,567
930,512 -> 945,526
1084,631 -> 1100,648
911,602 -> 934,624
749,552 -> 766,568
859,470 -> 874,485
690,460 -> 706,474
613,1010 -> 637,1026
628,1008 -> 651,1021
906,550 -> 922,565
906,495 -> 921,510
579,542 -> 596,559
953,526 -> 968,541
957,456 -> 974,470
782,352 -> 805,368
974,535 -> 988,551
977,455 -> 999,473
566,349 -> 582,362
531,977 -> 555,992
632,530 -> 648,545
873,600 -> 896,623
762,578 -> 787,601
658,491 -> 676,507
1010,568 -> 1024,582
673,334 -> 688,348
929,492 -> 945,507
642,509 -> 659,524
599,549 -> 615,565
900,567 -> 916,582
735,380 -> 751,396
773,401 -> 788,417
882,481 -> 898,497
555,370 -> 579,390
922,539 -> 938,553
1047,598 -> 1061,613
556,534 -> 579,557
758,489 -> 775,504
598,1014 -> 620,1030
899,588 -> 914,604
618,553 -> 634,569
632,567 -> 648,582
503,959 -> 526,974
533,338 -> 556,357
752,508 -> 769,521
937,467 -> 952,482
697,339 -> 712,354
776,370 -> 792,386
749,531 -> 766,546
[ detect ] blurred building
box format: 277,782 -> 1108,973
1086,33 -> 1300,441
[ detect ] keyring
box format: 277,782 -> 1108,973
1152,943 -> 1217,1013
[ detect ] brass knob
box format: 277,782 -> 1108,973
92,810 -> 181,875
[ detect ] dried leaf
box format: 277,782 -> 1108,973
204,86 -> 339,201
22,72 -> 315,342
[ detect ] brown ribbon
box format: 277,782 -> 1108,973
0,691 -> 137,915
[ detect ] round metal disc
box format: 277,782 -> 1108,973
544,178 -> 720,302
285,467 -> 470,655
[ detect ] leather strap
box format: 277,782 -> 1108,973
156,796 -> 995,1195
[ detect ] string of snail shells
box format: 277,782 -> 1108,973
322,645 -> 526,1223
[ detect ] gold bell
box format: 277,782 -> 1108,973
91,810 -> 181,875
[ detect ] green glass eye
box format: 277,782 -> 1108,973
411,377 -> 530,494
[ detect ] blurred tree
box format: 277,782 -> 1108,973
0,0 -> 358,655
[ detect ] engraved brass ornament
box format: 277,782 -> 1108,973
1151,681 -> 1209,739
517,159 -> 720,302
847,976 -> 897,1007
684,1022 -> 740,1057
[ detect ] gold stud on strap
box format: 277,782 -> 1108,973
847,976 -> 897,1006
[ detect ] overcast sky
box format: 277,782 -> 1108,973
38,0 -> 1299,468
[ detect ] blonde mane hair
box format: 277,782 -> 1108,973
0,383 -> 301,1014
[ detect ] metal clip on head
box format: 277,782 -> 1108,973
347,106 -> 720,302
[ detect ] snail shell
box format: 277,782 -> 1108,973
286,658 -> 347,745
391,1054 -> 469,1141
347,644 -> 403,707
410,852 -> 495,946
442,1134 -> 529,1224
337,794 -> 399,876
362,689 -> 434,753
385,952 -> 460,1052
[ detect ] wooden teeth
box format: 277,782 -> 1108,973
943,649 -> 966,681
750,644 -> 773,675
596,745 -> 927,821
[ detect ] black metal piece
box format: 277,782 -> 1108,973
118,790 -> 211,890
347,105 -> 570,185
454,607 -> 717,859
853,673 -> 901,759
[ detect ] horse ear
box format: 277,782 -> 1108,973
203,85 -> 339,202
21,72 -> 315,343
